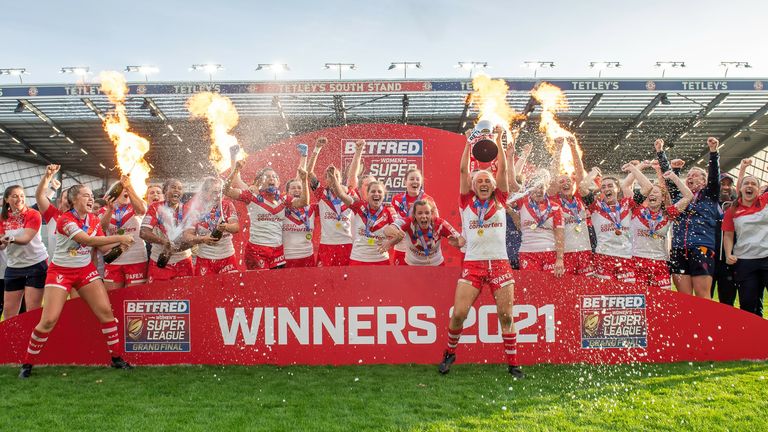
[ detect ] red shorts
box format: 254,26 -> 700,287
195,256 -> 238,276
564,250 -> 595,276
519,251 -> 557,272
634,257 -> 671,289
459,260 -> 515,293
148,258 -> 194,283
285,255 -> 316,268
349,259 -> 390,266
45,263 -> 101,292
391,250 -> 407,266
104,261 -> 148,285
316,243 -> 351,267
244,243 -> 286,270
594,253 -> 635,283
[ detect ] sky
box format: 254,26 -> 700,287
1,0 -> 766,84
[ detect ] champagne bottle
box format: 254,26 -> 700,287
156,252 -> 170,268
103,245 -> 124,264
210,226 -> 223,240
106,181 -> 124,201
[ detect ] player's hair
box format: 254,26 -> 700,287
65,184 -> 87,207
199,177 -> 221,193
687,166 -> 707,179
471,170 -> 497,193
285,178 -> 301,193
1,185 -> 24,220
412,199 -> 436,215
367,180 -> 386,194
601,176 -> 620,187
405,167 -> 423,181
254,167 -> 279,187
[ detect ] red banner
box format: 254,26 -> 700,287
1,267 -> 766,366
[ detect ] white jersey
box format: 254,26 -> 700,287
0,208 -> 48,268
103,204 -> 148,265
238,189 -> 292,247
189,200 -> 238,260
722,192 -> 768,259
141,201 -> 193,265
53,210 -> 104,268
394,216 -> 457,266
459,190 -> 509,261
390,191 -> 435,253
510,195 -> 563,253
314,186 -> 353,245
630,204 -> 680,261
349,201 -> 396,262
553,194 -> 592,253
283,204 -> 317,260
589,197 -> 633,258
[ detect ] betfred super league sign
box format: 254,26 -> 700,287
342,139 -> 423,201
124,300 -> 191,352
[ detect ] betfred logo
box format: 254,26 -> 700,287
124,300 -> 191,352
342,139 -> 423,155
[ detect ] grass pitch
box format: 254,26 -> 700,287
2,361 -> 766,431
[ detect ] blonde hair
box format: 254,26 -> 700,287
471,170 -> 496,195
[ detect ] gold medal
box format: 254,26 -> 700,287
305,233 -> 313,241
574,225 -> 582,233
477,229 -> 484,236
530,223 -> 538,231
614,229 -> 622,236
367,238 -> 375,245
335,222 -> 342,229
68,249 -> 78,257
117,228 -> 125,235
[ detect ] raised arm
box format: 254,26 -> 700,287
289,168 -> 311,208
620,165 -> 637,199
568,136 -> 586,184
622,161 -> 654,197
506,130 -> 520,193
139,226 -> 170,249
100,195 -> 116,232
346,139 -> 365,190
328,166 -> 356,206
547,137 -> 564,196
704,137 -> 721,199
459,130 -> 472,195
306,137 -> 326,180
122,175 -> 147,215
514,143 -> 532,176
36,164 -> 60,214
223,160 -> 245,201
579,167 -> 600,198
72,230 -> 133,249
736,158 -> 752,193
493,126 -> 509,193
663,170 -> 694,212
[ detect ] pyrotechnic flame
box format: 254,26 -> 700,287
530,82 -> 583,175
99,71 -> 151,197
471,74 -> 524,130
186,92 -> 245,173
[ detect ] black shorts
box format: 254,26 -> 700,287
669,247 -> 715,277
4,260 -> 48,291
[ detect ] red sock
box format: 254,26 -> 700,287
24,329 -> 50,365
502,333 -> 518,366
101,319 -> 123,357
446,327 -> 462,355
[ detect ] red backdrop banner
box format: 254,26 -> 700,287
1,267 -> 766,366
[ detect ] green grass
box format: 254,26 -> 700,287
2,362 -> 767,431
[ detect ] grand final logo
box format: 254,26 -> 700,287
580,294 -> 647,349
124,300 -> 191,352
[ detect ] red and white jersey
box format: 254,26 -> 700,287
553,194 -> 592,253
349,201 -> 397,262
722,191 -> 768,259
391,191 -> 435,253
53,210 -> 105,268
189,200 -> 238,260
589,197 -> 633,258
238,189 -> 293,247
42,205 -> 62,259
141,201 -> 192,265
393,216 -> 457,266
283,204 -> 317,260
630,204 -> 680,261
0,208 -> 48,268
459,190 -> 509,261
510,195 -> 563,253
314,186 -> 353,245
103,203 -> 148,265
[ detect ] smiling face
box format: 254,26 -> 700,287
367,182 -> 385,209
405,170 -> 423,195
413,202 -> 433,229
164,180 -> 184,206
360,175 -> 376,200
146,185 -> 163,203
647,185 -> 663,210
324,166 -> 342,187
202,178 -> 222,202
287,179 -> 302,198
740,176 -> 761,203
719,177 -> 735,202
72,187 -> 94,213
685,168 -> 707,193
472,171 -> 495,200
558,175 -> 574,196
600,178 -> 619,205
4,187 -> 26,213
260,169 -> 280,190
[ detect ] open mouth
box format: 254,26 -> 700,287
86,202 -> 93,211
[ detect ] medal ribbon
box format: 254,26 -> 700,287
363,205 -> 384,237
257,187 -> 282,204
202,205 -> 222,231
473,198 -> 490,228
641,208 -> 664,237
528,196 -> 552,228
326,189 -> 344,221
414,223 -> 434,256
399,190 -> 424,216
560,195 -> 582,225
114,205 -> 129,229
599,201 -> 623,230
69,209 -> 90,249
290,206 -> 312,231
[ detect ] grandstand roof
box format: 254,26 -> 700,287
1,78 -> 767,180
